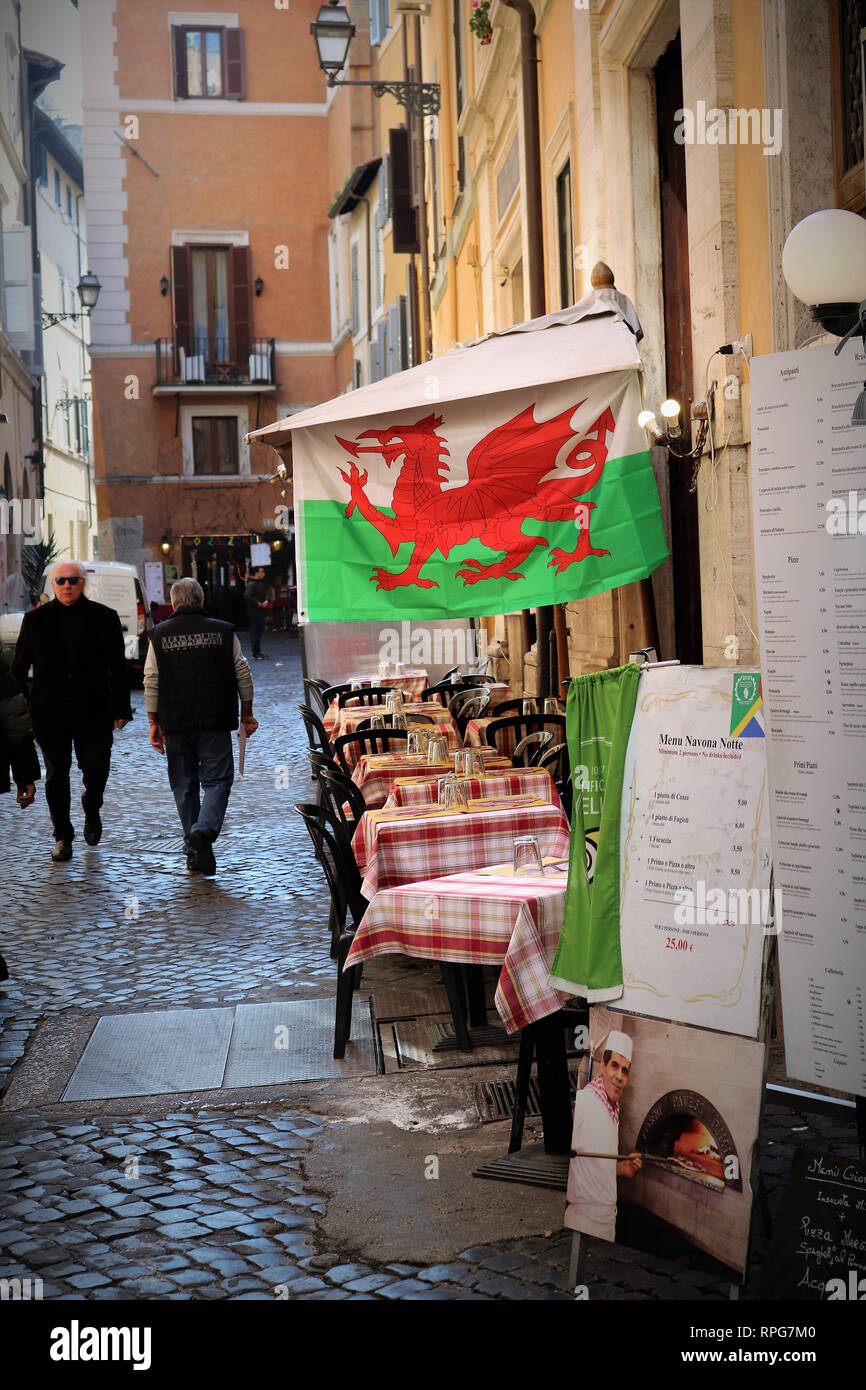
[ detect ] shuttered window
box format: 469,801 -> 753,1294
172,26 -> 245,100
369,0 -> 390,46
170,243 -> 251,371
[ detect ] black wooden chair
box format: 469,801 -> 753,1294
537,741 -> 572,819
303,678 -> 329,716
337,684 -> 404,708
297,703 -> 334,763
317,765 -> 367,842
356,712 -> 435,730
488,697 -> 526,718
320,682 -> 352,706
512,729 -> 555,769
295,803 -> 367,1058
333,727 -> 412,777
484,713 -> 566,757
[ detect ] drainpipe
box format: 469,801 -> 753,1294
504,1 -> 552,695
408,13 -> 433,360
503,0 -> 545,319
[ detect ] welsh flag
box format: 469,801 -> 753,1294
249,306 -> 668,622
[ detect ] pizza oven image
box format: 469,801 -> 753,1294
634,1090 -> 742,1193
591,1010 -> 764,1277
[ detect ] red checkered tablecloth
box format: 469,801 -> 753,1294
352,750 -> 512,810
352,798 -> 571,899
325,701 -> 458,743
344,862 -> 572,1032
347,670 -> 429,698
384,767 -> 562,812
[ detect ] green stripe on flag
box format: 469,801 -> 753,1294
298,448 -> 667,622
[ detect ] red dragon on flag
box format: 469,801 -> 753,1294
336,402 -> 616,591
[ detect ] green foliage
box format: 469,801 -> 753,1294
21,530 -> 62,606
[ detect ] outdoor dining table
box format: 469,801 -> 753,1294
351,749 -> 512,810
347,669 -> 428,698
325,700 -> 460,745
344,859 -> 571,1036
351,796 -> 572,899
383,766 -> 563,813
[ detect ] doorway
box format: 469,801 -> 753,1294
655,35 -> 703,664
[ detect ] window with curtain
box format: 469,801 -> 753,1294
172,26 -> 245,100
192,417 -> 239,475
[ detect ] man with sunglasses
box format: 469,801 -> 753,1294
12,560 -> 131,861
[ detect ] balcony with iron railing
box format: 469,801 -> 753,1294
153,335 -> 277,393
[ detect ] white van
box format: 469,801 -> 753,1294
83,562 -> 153,678
0,561 -> 153,682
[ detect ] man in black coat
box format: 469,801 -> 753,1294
0,654 -> 40,978
145,577 -> 257,876
12,560 -> 132,861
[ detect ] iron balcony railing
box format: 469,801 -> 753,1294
154,335 -> 277,387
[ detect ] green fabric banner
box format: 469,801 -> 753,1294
548,662 -> 641,1001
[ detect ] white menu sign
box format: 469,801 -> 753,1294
750,341 -> 866,1097
617,665 -> 772,1037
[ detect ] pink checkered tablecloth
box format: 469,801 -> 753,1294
463,715 -> 566,757
347,670 -> 428,698
344,862 -> 572,1032
384,767 -> 562,812
352,798 -> 571,899
351,750 -> 512,810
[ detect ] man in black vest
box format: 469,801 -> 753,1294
145,577 -> 257,875
12,559 -> 132,862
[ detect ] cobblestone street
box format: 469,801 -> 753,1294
0,634 -> 859,1303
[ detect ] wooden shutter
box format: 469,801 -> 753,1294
171,245 -> 192,358
172,27 -> 188,99
224,28 -> 245,100
231,245 -> 251,364
350,242 -> 361,336
386,303 -> 399,376
389,127 -> 419,254
397,295 -> 408,371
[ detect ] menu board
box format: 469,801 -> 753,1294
617,665 -> 772,1037
759,1147 -> 866,1300
750,342 -> 866,1097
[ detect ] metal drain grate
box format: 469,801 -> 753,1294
474,1071 -> 579,1123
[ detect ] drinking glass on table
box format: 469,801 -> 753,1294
443,778 -> 467,812
466,749 -> 486,777
369,713 -> 385,730
428,735 -> 449,764
378,661 -> 390,678
407,728 -> 428,755
438,773 -> 456,806
391,711 -> 408,730
453,749 -> 468,776
544,697 -> 561,715
350,680 -> 362,690
523,698 -> 539,716
513,835 -> 544,875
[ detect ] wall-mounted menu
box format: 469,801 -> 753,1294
750,341 -> 866,1097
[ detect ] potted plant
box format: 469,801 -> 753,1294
469,0 -> 493,45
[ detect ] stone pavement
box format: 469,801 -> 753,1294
0,634 -> 859,1301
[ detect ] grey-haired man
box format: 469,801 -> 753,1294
144,578 -> 258,875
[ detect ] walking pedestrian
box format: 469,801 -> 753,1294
145,577 -> 258,875
0,654 -> 40,978
11,560 -> 132,862
244,565 -> 270,660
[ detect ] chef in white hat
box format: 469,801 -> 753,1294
565,1028 -> 642,1243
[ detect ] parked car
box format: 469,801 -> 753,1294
0,561 -> 153,685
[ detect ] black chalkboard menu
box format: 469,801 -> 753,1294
760,1148 -> 866,1299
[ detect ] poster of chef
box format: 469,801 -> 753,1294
566,1008 -> 765,1277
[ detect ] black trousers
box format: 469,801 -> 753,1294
37,726 -> 114,842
